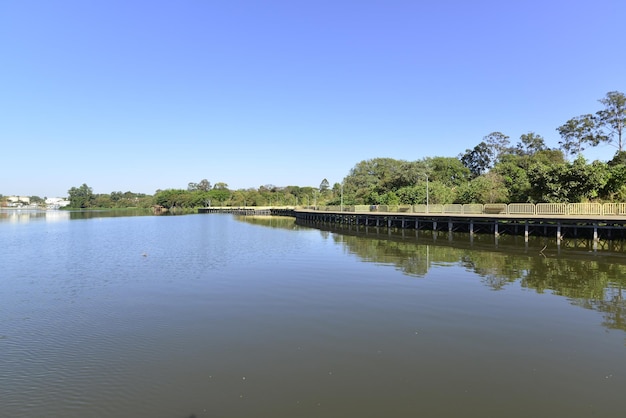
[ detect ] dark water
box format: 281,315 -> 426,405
1,210 -> 626,417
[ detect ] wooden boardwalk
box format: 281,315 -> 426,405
198,206 -> 626,243
294,209 -> 626,243
198,206 -> 295,216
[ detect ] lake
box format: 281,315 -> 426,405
2,210 -> 626,417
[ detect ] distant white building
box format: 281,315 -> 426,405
45,197 -> 71,209
7,196 -> 31,205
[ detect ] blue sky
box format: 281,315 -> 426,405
2,0 -> 625,198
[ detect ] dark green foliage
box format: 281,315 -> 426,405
527,157 -> 609,203
460,141 -> 491,178
67,183 -> 94,208
603,162 -> 626,201
426,157 -> 471,187
492,155 -> 532,202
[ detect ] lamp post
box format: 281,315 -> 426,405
425,174 -> 429,213
340,183 -> 344,212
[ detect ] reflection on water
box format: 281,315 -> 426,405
0,209 -> 62,223
235,214 -> 305,230
247,217 -> 626,333
2,212 -> 626,417
0,208 -> 155,223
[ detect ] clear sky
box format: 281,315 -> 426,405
1,0 -> 625,198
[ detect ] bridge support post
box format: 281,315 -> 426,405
524,222 -> 529,242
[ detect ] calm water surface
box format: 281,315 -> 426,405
1,210 -> 626,417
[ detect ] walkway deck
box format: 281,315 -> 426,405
294,209 -> 626,243
198,206 -> 626,243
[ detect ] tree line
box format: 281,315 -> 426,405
340,91 -> 626,206
64,180 -> 335,209
61,91 -> 625,209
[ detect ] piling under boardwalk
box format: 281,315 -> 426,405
293,209 -> 626,243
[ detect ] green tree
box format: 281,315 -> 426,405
455,179 -> 481,204
207,188 -> 231,205
484,131 -> 511,164
92,194 -> 113,208
343,158 -> 406,203
608,151 -> 626,166
563,157 -> 608,202
110,191 -> 123,202
476,172 -> 509,203
602,161 -> 626,201
557,114 -> 607,158
319,178 -> 330,192
527,162 -> 569,202
516,132 -> 546,156
397,182 -> 456,205
154,189 -> 187,209
379,191 -> 399,205
197,179 -> 211,191
597,91 -> 626,152
187,179 -> 211,191
67,183 -> 94,208
456,173 -> 508,204
460,142 -> 491,178
527,157 -> 608,203
532,148 -> 566,165
396,185 -> 422,205
389,161 -> 429,190
426,157 -> 470,187
493,154 -> 532,202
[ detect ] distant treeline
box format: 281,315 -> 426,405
10,91 -> 623,210
61,150 -> 626,210
62,181 -> 335,209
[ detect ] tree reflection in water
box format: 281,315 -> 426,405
240,215 -> 626,333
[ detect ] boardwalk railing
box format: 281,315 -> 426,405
305,203 -> 626,216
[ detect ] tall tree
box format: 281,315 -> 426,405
516,132 -> 546,156
67,183 -> 94,208
484,131 -> 511,164
597,91 -> 626,152
319,178 -> 330,192
460,142 -> 491,178
197,179 -> 211,191
557,114 -> 606,158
